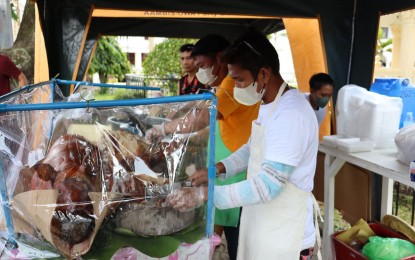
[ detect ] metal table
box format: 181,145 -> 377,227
319,143 -> 410,259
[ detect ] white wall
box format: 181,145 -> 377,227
270,31 -> 297,85
116,36 -> 165,75
116,33 -> 296,83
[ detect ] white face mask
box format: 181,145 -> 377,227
196,66 -> 217,85
234,82 -> 265,106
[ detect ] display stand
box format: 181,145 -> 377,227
319,143 -> 410,259
0,80 -> 218,259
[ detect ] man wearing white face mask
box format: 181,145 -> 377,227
145,34 -> 260,260
167,28 -> 321,260
191,35 -> 260,260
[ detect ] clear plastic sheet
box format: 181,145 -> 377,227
0,83 -> 213,259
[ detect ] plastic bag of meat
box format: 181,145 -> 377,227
0,84 -> 213,259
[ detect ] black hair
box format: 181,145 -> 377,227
221,27 -> 280,79
179,44 -> 194,53
191,34 -> 230,59
309,73 -> 334,91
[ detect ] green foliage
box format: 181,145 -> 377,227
142,38 -> 196,94
93,88 -> 146,100
88,36 -> 131,83
83,217 -> 205,259
377,29 -> 393,51
113,89 -> 146,99
10,2 -> 18,21
142,38 -> 195,78
318,202 -> 351,232
377,29 -> 393,66
393,191 -> 414,225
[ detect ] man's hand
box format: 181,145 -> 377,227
166,187 -> 207,212
189,162 -> 225,186
18,72 -> 28,88
189,168 -> 209,186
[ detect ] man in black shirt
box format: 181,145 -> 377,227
178,44 -> 207,95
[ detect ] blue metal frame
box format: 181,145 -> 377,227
0,90 -> 217,247
0,160 -> 16,246
0,80 -> 56,103
55,79 -> 161,92
0,79 -> 162,157
0,79 -> 161,103
206,97 -> 217,237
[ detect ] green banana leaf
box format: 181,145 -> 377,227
83,219 -> 205,259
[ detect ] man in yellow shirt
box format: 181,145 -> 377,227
146,34 -> 260,260
191,35 -> 260,152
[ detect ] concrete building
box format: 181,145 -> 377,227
374,10 -> 415,84
116,32 -> 297,86
116,36 -> 165,75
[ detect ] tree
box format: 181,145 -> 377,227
88,36 -> 131,84
10,0 -> 19,21
0,1 -> 35,87
377,29 -> 392,67
142,38 -> 196,93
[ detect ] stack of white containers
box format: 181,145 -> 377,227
335,84 -> 403,150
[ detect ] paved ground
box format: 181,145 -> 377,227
212,234 -> 229,260
212,232 -> 321,260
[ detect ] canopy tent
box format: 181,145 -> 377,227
35,0 -> 415,99
76,17 -> 284,82
32,0 -> 415,247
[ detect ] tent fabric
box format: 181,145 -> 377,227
284,18 -> 330,140
74,17 -> 283,81
88,18 -> 284,38
36,0 -> 90,88
75,32 -> 99,81
36,0 -> 415,96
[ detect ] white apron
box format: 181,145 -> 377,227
237,83 -> 310,260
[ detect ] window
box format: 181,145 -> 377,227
127,53 -> 135,65
141,53 -> 148,62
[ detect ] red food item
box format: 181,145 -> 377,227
32,135 -> 113,192
30,135 -> 109,247
111,173 -> 147,198
51,177 -> 95,246
14,167 -> 35,195
105,130 -> 168,175
26,133 -> 168,248
106,131 -> 151,172
30,172 -> 53,190
34,164 -> 57,182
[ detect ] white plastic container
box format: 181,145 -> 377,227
321,135 -> 342,148
357,94 -> 402,149
336,85 -> 367,137
335,137 -> 361,145
337,139 -> 375,153
336,85 -> 403,149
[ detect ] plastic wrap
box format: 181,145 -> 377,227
0,82 -> 215,259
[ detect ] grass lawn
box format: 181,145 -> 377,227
93,88 -> 146,100
94,93 -> 116,100
318,187 -> 415,233
393,192 -> 415,225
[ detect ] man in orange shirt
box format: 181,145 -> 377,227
146,34 -> 260,260
191,35 -> 260,152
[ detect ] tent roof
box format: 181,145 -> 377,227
88,17 -> 284,39
55,0 -> 415,17
36,0 -> 415,97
